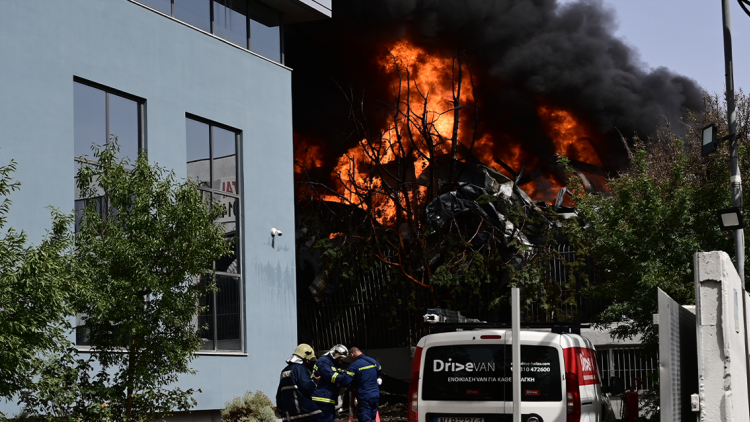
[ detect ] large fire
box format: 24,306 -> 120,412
295,40 -> 606,223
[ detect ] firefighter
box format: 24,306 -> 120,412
341,347 -> 382,422
276,344 -> 322,422
312,344 -> 350,422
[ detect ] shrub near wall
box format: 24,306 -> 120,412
221,391 -> 277,422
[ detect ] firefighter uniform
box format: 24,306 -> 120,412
344,353 -> 382,422
276,359 -> 321,422
312,353 -> 351,422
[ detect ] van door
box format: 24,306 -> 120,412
499,343 -> 565,421
420,338 -> 507,420
562,342 -> 602,422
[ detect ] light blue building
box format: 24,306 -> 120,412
0,0 -> 330,418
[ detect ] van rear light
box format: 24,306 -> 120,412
479,335 -> 502,339
566,372 -> 581,422
408,346 -> 423,422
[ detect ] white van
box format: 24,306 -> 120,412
407,329 -> 610,422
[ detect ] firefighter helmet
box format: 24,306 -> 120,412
329,344 -> 349,361
293,344 -> 316,360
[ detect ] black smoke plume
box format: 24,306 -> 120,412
286,0 -> 704,195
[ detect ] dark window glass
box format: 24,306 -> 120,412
212,125 -> 237,190
74,81 -> 142,167
109,94 -> 140,163
76,314 -> 90,346
198,277 -> 215,350
73,81 -> 143,347
175,0 -> 211,32
500,345 -> 562,402
74,197 -> 106,233
74,83 -> 106,162
138,0 -> 282,62
215,275 -> 241,350
216,197 -> 239,273
214,0 -> 248,47
249,1 -> 280,61
139,0 -> 172,14
186,118 -> 211,190
422,345 -> 562,402
187,115 -> 242,351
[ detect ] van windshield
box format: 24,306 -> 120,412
422,344 -> 562,402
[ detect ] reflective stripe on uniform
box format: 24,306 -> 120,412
358,365 -> 376,371
312,397 -> 336,404
346,371 -> 355,376
281,385 -> 299,391
331,372 -> 339,382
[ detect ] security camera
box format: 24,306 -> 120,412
271,228 -> 283,237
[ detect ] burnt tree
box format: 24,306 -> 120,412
295,51 -> 587,348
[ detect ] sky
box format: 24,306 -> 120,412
561,0 -> 750,96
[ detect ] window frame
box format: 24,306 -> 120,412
135,0 -> 285,63
186,113 -> 245,354
73,76 -> 146,164
73,78 -> 146,347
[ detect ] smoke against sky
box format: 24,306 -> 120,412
287,0 -> 705,196
568,0 -> 750,97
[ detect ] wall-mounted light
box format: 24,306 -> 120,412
718,207 -> 744,230
271,228 -> 283,237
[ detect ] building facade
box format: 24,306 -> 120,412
0,0 -> 330,417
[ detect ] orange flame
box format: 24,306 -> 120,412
294,132 -> 327,175
539,106 -> 602,167
295,40 -> 607,222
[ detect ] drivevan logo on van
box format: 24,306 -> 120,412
432,358 -> 496,372
581,357 -> 592,372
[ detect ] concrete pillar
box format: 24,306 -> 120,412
694,251 -> 750,421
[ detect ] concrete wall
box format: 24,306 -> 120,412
658,288 -> 698,422
0,0 -> 300,414
694,251 -> 750,422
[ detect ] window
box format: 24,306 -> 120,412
422,345 -> 562,402
186,115 -> 243,351
74,79 -> 143,168
139,0 -> 282,62
73,79 -> 144,345
73,79 -> 144,232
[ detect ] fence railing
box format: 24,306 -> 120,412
596,346 -> 658,392
299,244 -> 612,349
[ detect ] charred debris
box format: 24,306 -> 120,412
295,158 -> 606,349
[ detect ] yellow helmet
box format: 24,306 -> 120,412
293,344 -> 316,360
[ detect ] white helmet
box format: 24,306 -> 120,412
328,344 -> 349,361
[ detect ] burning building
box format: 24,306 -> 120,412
288,0 -> 704,349
288,0 -> 703,203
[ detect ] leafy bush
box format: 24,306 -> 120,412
221,391 -> 277,422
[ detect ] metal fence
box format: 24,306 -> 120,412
596,346 -> 658,392
523,244 -> 609,323
297,258 -> 424,350
298,243 -> 613,349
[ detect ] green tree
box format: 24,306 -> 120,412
22,141 -> 231,421
565,91 -> 750,344
0,156 -> 75,403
